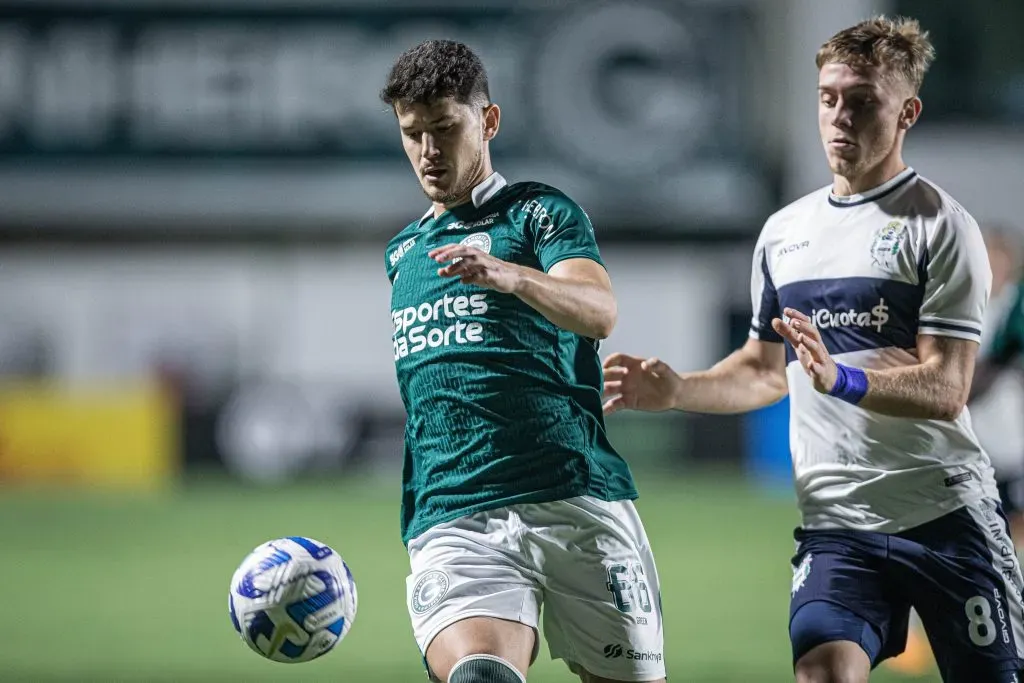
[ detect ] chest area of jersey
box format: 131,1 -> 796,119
769,215 -> 925,355
769,215 -> 921,289
389,215 -> 531,362
390,214 -> 529,303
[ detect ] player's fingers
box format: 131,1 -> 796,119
772,318 -> 800,346
784,308 -> 811,323
640,357 -> 667,373
800,336 -> 827,362
428,244 -> 465,260
603,366 -> 629,380
602,396 -> 624,415
792,319 -> 823,344
459,267 -> 486,284
603,352 -> 636,369
796,344 -> 814,372
602,380 -> 622,397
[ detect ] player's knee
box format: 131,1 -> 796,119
794,642 -> 870,683
791,601 -> 874,683
448,654 -> 526,683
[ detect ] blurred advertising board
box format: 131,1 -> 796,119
0,381 -> 177,489
0,0 -> 772,235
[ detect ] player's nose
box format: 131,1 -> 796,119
421,133 -> 442,159
830,103 -> 854,129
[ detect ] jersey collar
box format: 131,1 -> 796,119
828,167 -> 917,208
417,172 -> 508,226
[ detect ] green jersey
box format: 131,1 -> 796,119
385,173 -> 637,544
988,282 -> 1024,365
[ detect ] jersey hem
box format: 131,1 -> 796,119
798,489 -> 992,535
402,486 -> 640,546
541,251 -> 604,273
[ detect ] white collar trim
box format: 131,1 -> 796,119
829,166 -> 916,205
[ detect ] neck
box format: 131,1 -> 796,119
833,151 -> 908,196
432,160 -> 494,217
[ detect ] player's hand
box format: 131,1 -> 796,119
601,352 -> 682,415
430,244 -> 522,294
772,308 -> 838,394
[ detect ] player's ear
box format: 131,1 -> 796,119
899,96 -> 922,130
482,104 -> 500,142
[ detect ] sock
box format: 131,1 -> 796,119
448,654 -> 526,683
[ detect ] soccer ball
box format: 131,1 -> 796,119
228,536 -> 357,663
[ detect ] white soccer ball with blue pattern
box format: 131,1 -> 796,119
228,536 -> 357,663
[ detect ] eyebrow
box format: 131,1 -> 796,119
401,116 -> 455,131
818,83 -> 877,93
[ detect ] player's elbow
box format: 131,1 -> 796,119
589,298 -> 618,339
593,309 -> 617,340
934,396 -> 967,422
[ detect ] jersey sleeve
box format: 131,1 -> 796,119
748,232 -> 784,343
525,191 -> 604,272
918,210 -> 990,344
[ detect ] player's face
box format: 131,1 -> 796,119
818,62 -> 918,183
395,98 -> 498,206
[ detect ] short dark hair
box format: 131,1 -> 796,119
380,39 -> 490,108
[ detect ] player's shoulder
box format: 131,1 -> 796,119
384,216 -> 424,271
502,181 -> 593,240
387,216 -> 423,248
909,174 -> 976,223
758,184 -> 832,241
503,181 -> 585,212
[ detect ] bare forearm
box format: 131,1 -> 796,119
675,349 -> 788,414
512,266 -> 617,338
859,364 -> 967,420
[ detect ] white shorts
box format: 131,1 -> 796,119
406,496 -> 666,681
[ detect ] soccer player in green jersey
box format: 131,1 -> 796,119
972,225 -> 1024,545
379,40 -> 667,683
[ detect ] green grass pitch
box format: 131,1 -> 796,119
0,475 -> 939,682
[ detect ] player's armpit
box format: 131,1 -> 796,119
861,335 -> 979,421
515,257 -> 617,339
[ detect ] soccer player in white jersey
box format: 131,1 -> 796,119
602,16 -> 1024,683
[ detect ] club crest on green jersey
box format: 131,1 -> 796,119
460,232 -> 492,254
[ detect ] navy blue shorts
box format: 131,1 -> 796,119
790,499 -> 1024,682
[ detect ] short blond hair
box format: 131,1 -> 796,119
816,15 -> 936,93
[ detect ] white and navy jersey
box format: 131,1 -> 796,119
750,167 -> 998,533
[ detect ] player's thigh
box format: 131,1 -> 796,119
898,500 -> 1024,682
791,606 -> 872,683
789,528 -> 908,670
529,497 -> 666,682
427,616 -> 535,682
406,511 -> 541,681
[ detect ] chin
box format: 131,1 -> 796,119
421,183 -> 451,202
828,157 -> 861,179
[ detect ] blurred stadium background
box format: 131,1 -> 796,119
0,0 -> 1021,680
